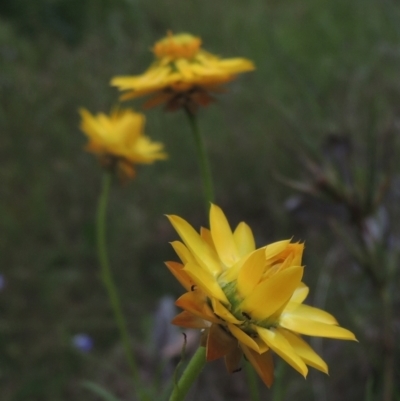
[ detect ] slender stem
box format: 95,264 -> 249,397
380,285 -> 394,401
244,362 -> 260,401
96,172 -> 146,400
184,108 -> 214,212
271,361 -> 286,401
169,347 -> 206,401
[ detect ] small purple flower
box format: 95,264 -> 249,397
0,274 -> 5,291
72,333 -> 93,352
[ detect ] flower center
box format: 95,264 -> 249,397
153,32 -> 202,60
220,281 -> 278,332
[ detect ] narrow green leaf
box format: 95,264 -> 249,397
81,381 -> 123,401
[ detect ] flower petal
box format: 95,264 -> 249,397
211,298 -> 243,324
278,328 -> 328,374
200,227 -> 217,253
171,311 -> 209,329
206,324 -> 238,361
225,346 -> 243,373
210,204 -> 240,267
241,266 -> 304,320
175,291 -> 220,323
265,240 -> 291,260
183,262 -> 228,303
165,261 -> 193,291
282,303 -> 338,325
167,215 -> 222,275
279,316 -> 357,340
241,345 -> 274,388
237,248 -> 268,299
227,323 -> 260,353
256,327 -> 308,377
233,222 -> 255,257
289,282 -> 309,304
170,241 -> 197,265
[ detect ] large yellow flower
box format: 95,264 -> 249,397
166,204 -> 356,387
79,108 -> 167,181
111,32 -> 255,113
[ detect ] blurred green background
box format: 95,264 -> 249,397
1,0 -> 400,400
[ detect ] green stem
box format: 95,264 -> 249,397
96,172 -> 146,400
380,286 -> 394,401
184,108 -> 214,212
169,347 -> 206,401
244,362 -> 260,401
271,360 -> 286,401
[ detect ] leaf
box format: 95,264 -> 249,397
81,381 -> 123,401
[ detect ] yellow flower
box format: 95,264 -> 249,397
166,204 -> 356,387
79,108 -> 167,181
111,32 -> 255,113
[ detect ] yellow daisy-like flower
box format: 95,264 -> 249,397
166,204 -> 356,387
111,32 -> 255,113
79,108 -> 167,181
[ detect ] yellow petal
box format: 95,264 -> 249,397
164,261 -> 193,291
265,240 -> 291,260
241,345 -> 274,388
278,328 -> 328,374
200,227 -> 217,252
211,298 -> 242,324
206,324 -> 237,361
237,248 -> 268,298
218,254 -> 247,283
256,327 -> 308,377
279,316 -> 357,340
183,262 -> 228,303
290,282 -> 309,304
227,323 -> 260,353
167,215 -> 222,276
210,204 -> 240,267
241,266 -> 304,320
170,241 -> 196,265
282,303 -> 338,325
233,222 -> 255,256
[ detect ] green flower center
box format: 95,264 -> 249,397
220,281 -> 278,334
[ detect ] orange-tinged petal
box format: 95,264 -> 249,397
233,222 -> 255,257
171,311 -> 209,329
237,248 -> 268,298
210,204 -> 240,267
175,291 -> 220,324
278,328 -> 328,374
167,215 -> 222,275
282,303 -> 338,325
225,346 -> 243,373
211,298 -> 242,324
227,323 -> 260,353
165,261 -> 193,291
241,266 -> 304,320
256,327 -> 308,377
241,345 -> 274,388
207,324 -> 238,361
183,262 -> 228,303
279,316 -> 357,340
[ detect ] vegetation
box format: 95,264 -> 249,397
1,0 -> 399,400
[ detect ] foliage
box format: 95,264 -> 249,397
1,0 -> 400,400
